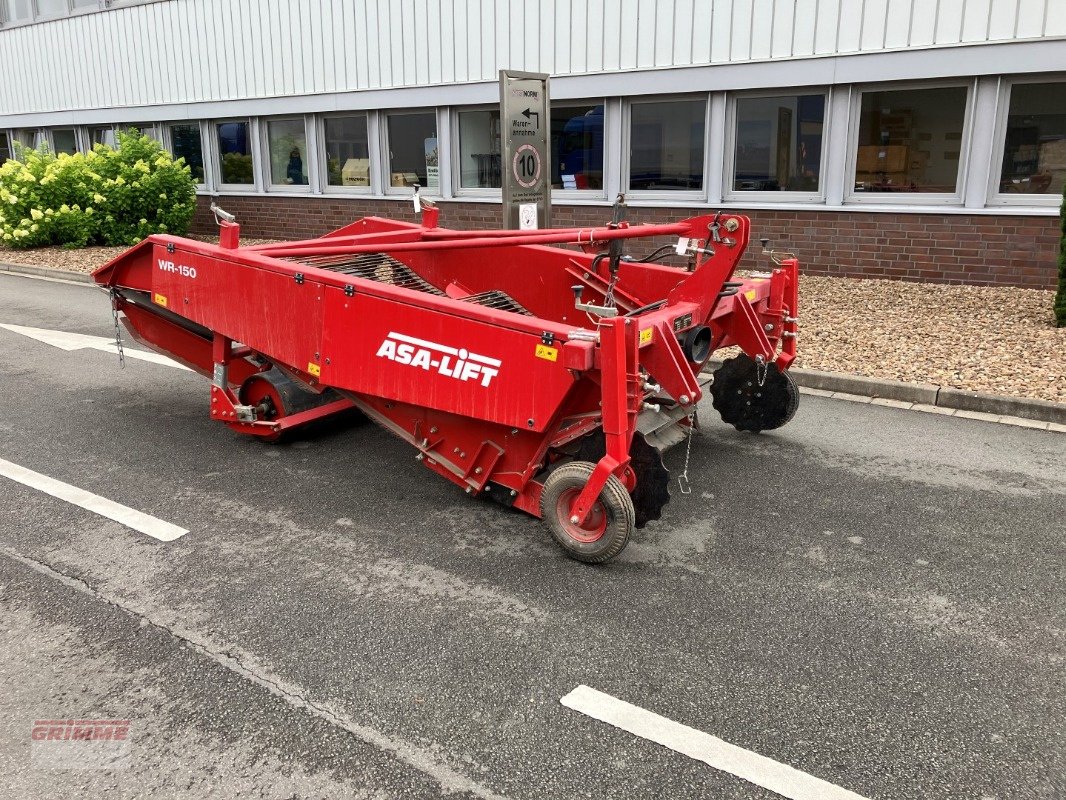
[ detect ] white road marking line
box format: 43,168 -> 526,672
0,322 -> 191,371
0,457 -> 187,541
561,685 -> 869,800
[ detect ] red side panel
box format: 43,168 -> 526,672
149,242 -> 326,377
319,285 -> 576,432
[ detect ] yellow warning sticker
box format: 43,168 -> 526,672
744,289 -> 758,302
152,293 -> 168,308
307,362 -> 322,377
639,328 -> 654,346
535,344 -> 558,362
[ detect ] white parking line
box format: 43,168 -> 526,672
0,457 -> 187,541
561,685 -> 869,800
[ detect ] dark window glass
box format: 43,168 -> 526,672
0,132 -> 10,163
324,115 -> 370,187
387,112 -> 437,189
170,123 -> 205,183
733,95 -> 825,192
999,82 -> 1066,195
52,128 -> 77,154
217,121 -> 253,185
629,99 -> 705,191
551,104 -> 604,190
854,87 -> 967,193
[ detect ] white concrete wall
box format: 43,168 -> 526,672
2,0 -> 1065,117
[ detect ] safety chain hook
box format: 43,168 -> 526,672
109,287 -> 125,368
677,407 -> 698,495
755,354 -> 768,387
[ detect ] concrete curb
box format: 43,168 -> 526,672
708,361 -> 1066,426
0,261 -> 94,283
2,261 -> 1062,425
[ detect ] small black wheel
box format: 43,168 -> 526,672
540,461 -> 634,564
710,354 -> 800,433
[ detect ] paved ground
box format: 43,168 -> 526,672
0,271 -> 1063,799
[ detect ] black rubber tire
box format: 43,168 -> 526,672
540,461 -> 635,564
710,354 -> 800,433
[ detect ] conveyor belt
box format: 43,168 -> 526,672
460,290 -> 532,316
286,252 -> 446,296
287,252 -> 531,314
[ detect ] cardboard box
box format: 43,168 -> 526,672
390,172 -> 420,187
341,158 -> 370,186
856,145 -> 908,173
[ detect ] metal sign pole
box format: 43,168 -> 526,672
500,70 -> 551,230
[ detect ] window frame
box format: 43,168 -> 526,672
212,117 -> 259,192
380,108 -> 440,196
987,75 -> 1066,208
844,79 -> 976,207
623,94 -> 710,202
319,111 -> 374,196
162,120 -> 209,190
451,104 -> 502,197
723,87 -> 830,204
260,115 -> 312,193
550,98 -> 609,201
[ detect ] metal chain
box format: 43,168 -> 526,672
755,355 -> 768,387
109,287 -> 125,368
604,272 -> 619,309
677,406 -> 697,495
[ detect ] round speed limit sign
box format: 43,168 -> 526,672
512,144 -> 541,189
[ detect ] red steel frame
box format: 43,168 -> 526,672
93,208 -> 798,525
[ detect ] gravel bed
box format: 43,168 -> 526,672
2,243 -> 1063,403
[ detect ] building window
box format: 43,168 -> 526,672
216,121 -> 254,186
0,132 -> 11,163
323,114 -> 370,188
90,126 -> 115,148
456,109 -> 501,190
853,86 -> 967,194
998,81 -> 1066,196
386,112 -> 437,190
629,99 -> 705,192
34,0 -> 67,17
731,94 -> 825,193
70,0 -> 98,8
4,0 -> 33,22
265,118 -> 307,187
552,103 -> 604,190
52,128 -> 77,154
169,123 -> 205,184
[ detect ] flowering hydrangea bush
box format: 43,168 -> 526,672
0,129 -> 196,249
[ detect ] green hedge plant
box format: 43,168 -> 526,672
0,129 -> 196,248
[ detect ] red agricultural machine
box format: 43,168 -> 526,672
93,195 -> 800,563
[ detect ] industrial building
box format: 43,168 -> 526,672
1,0 -> 1064,288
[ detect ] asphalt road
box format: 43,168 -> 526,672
0,271 -> 1063,799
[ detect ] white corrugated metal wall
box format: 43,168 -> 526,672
1,0 -> 1065,115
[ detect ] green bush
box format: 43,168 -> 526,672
1057,185 -> 1066,328
0,129 -> 197,249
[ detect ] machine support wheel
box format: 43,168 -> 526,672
710,354 -> 799,433
540,461 -> 635,564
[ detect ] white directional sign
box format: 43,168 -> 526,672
500,70 -> 551,230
